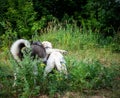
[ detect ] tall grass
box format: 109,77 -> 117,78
0,22 -> 120,97
34,22 -> 100,51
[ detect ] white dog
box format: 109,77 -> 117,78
42,41 -> 68,77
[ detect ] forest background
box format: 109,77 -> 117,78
0,0 -> 120,41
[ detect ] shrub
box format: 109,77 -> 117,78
9,49 -> 69,97
66,58 -> 119,91
10,50 -> 44,98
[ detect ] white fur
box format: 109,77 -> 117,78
44,52 -> 68,77
42,41 -> 52,49
42,41 -> 68,77
10,39 -> 30,62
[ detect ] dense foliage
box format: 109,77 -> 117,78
0,0 -> 120,40
0,48 -> 120,97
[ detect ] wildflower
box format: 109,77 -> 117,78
40,63 -> 45,67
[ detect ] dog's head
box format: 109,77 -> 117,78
31,41 -> 43,47
42,41 -> 52,48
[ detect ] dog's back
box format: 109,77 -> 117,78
31,42 -> 46,59
48,51 -> 65,63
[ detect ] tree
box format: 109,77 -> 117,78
4,0 -> 38,38
83,0 -> 120,36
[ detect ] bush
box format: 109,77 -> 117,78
9,50 -> 69,97
66,58 -> 119,91
0,50 -> 120,97
10,51 -> 44,98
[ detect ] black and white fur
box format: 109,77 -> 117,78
10,39 -> 67,63
10,39 -> 47,63
42,41 -> 68,77
10,39 -> 46,86
10,39 -> 31,62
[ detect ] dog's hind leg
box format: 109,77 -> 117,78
43,61 -> 55,77
55,61 -> 62,73
33,64 -> 38,76
13,67 -> 19,87
13,72 -> 17,87
13,67 -> 20,87
55,59 -> 68,77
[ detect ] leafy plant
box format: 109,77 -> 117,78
10,50 -> 44,98
66,59 -> 119,91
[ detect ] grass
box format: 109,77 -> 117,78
0,23 -> 120,98
36,23 -> 120,66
